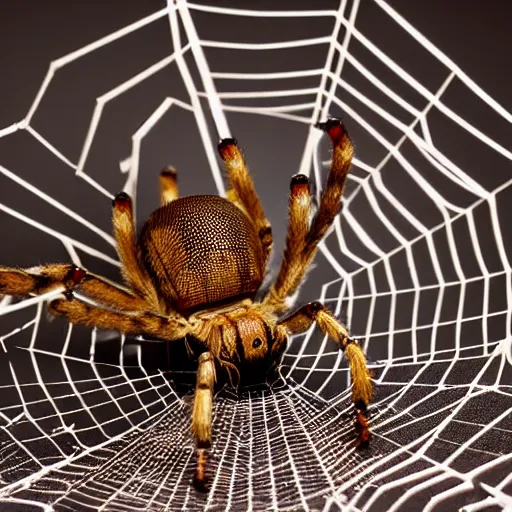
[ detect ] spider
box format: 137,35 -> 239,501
0,118 -> 373,491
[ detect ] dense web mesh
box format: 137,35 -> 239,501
0,1 -> 511,511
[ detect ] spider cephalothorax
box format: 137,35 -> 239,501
0,119 -> 373,491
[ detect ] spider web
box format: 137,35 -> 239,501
0,1 -> 511,511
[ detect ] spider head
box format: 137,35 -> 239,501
208,305 -> 287,386
235,314 -> 271,362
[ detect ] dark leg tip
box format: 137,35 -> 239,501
290,173 -> 310,191
356,438 -> 370,450
68,266 -> 86,285
316,118 -> 347,142
160,166 -> 177,178
354,406 -> 371,449
193,475 -> 210,493
218,137 -> 238,149
315,117 -> 342,131
291,173 -> 309,186
63,266 -> 86,292
354,400 -> 367,413
112,192 -> 132,209
305,301 -> 323,317
196,440 -> 211,450
218,138 -> 239,159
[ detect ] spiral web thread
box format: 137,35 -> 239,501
0,1 -> 511,510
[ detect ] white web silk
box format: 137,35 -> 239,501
0,1 -> 511,511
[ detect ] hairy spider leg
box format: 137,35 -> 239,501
49,296 -> 189,340
192,352 -> 216,492
277,301 -> 373,448
112,192 -> 160,310
218,138 -> 273,265
160,166 -> 179,206
77,272 -> 150,312
0,264 -> 82,296
265,118 -> 353,313
270,173 -> 312,310
0,263 -> 148,312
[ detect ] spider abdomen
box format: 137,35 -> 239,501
139,195 -> 265,313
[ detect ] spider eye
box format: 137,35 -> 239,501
252,338 -> 263,349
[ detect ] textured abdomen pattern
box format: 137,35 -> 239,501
139,195 -> 264,312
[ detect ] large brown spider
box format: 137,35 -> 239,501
0,119 -> 373,491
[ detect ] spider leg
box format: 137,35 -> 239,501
160,166 -> 179,206
306,119 -> 353,250
0,264 -> 86,297
0,264 -> 148,313
266,174 -> 312,311
112,193 -> 159,309
218,138 -> 273,265
277,301 -> 372,448
265,119 -> 353,312
49,295 -> 189,340
192,352 -> 215,492
78,272 -> 152,312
